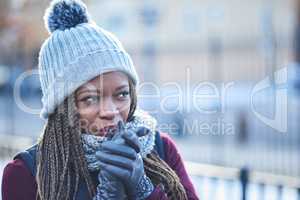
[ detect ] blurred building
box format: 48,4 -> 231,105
87,0 -> 294,84
0,0 -> 48,69
0,0 -> 296,82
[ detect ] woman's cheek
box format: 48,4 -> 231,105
78,111 -> 97,133
118,101 -> 130,121
78,106 -> 97,119
121,111 -> 128,122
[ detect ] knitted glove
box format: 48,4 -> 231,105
96,121 -> 154,199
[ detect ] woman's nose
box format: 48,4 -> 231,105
98,99 -> 119,120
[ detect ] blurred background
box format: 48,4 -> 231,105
0,0 -> 300,199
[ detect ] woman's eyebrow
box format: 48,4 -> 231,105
115,85 -> 129,91
76,89 -> 100,96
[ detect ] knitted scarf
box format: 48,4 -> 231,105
81,109 -> 157,170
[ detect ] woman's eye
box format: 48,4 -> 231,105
117,91 -> 129,98
81,96 -> 99,105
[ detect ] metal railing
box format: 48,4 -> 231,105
185,161 -> 300,200
0,134 -> 33,159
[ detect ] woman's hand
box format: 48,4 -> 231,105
96,122 -> 154,199
94,170 -> 127,200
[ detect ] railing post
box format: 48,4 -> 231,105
276,185 -> 283,200
258,183 -> 265,200
240,167 -> 249,200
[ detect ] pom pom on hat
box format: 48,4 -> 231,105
44,0 -> 90,33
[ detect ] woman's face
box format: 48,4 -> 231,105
75,71 -> 131,136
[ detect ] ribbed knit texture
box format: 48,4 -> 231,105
39,1 -> 139,120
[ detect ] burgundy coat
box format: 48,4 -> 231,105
2,133 -> 199,200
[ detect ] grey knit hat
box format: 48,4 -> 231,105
38,0 -> 139,120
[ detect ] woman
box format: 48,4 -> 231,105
1,0 -> 199,199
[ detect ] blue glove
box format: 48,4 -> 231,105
93,170 -> 127,200
96,121 -> 154,199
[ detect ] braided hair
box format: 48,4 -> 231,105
36,78 -> 187,200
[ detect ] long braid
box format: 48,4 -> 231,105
67,93 -> 95,197
144,152 -> 188,200
36,94 -> 96,200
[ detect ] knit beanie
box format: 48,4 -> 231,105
38,0 -> 139,120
